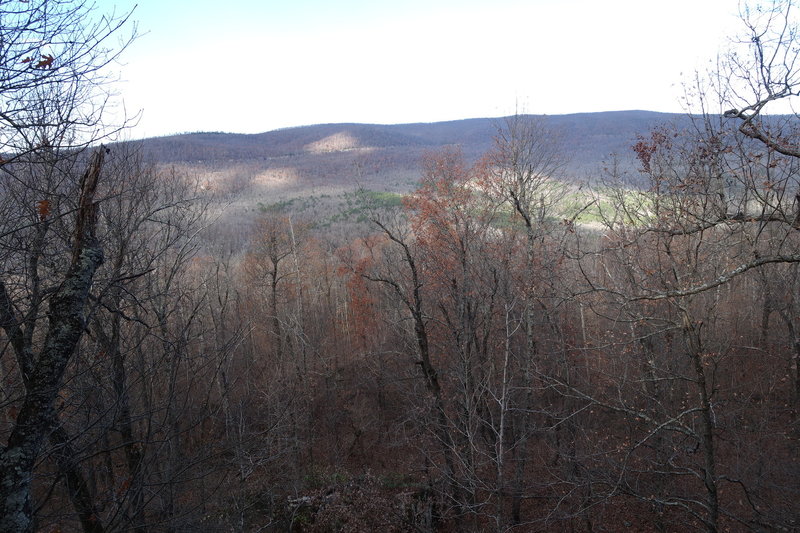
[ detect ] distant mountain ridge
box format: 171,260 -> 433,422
130,111 -> 717,233
127,110 -> 800,247
138,110 -> 688,175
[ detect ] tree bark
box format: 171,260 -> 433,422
48,423 -> 105,533
0,148 -> 105,533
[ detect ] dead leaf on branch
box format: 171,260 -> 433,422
22,54 -> 55,68
34,54 -> 54,69
36,199 -> 50,220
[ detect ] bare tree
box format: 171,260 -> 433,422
721,0 -> 800,156
0,1 -> 134,531
564,106 -> 800,531
0,147 -> 106,532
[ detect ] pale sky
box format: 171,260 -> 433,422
96,0 -> 744,138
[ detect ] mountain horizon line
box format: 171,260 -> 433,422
138,109 -> 687,140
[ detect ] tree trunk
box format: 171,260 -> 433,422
49,423 -> 105,533
0,148 -> 105,533
683,314 -> 719,533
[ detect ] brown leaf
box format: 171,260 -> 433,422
36,199 -> 50,220
34,54 -> 54,69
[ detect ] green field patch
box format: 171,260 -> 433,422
328,188 -> 405,224
258,198 -> 296,213
353,188 -> 404,209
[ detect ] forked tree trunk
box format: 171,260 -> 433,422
0,148 -> 105,533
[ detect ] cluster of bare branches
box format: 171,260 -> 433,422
2,1 -> 800,532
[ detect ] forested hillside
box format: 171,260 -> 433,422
1,1 -> 800,532
138,110 -> 683,176
133,110 -> 689,245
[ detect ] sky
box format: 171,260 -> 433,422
95,0 -> 745,139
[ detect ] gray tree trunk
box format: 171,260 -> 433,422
0,149 -> 105,533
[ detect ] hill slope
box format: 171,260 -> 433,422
133,111 -> 692,230
140,110 -> 684,172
